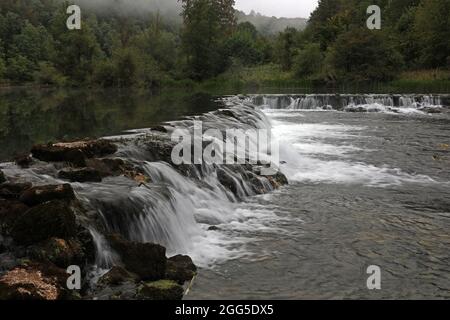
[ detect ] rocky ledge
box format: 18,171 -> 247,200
0,132 -> 288,300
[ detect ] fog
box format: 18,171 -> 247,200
69,0 -> 182,17
69,0 -> 316,19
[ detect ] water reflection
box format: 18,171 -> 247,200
0,88 -> 222,161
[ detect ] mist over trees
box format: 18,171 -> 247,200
0,0 -> 448,87
236,10 -> 307,35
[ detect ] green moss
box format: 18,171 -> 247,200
138,280 -> 184,300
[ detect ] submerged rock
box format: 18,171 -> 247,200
58,168 -> 103,183
0,170 -> 6,184
19,184 -> 75,206
137,280 -> 184,300
0,264 -> 64,300
107,234 -> 166,281
166,255 -> 197,284
11,201 -> 77,245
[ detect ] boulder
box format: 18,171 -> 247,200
27,238 -> 85,268
0,182 -> 32,200
138,280 -> 184,300
19,184 -> 75,206
107,234 -> 166,281
31,145 -> 86,167
97,266 -> 138,287
267,171 -> 289,189
11,201 -> 77,245
0,170 -> 5,184
0,264 -> 63,300
0,200 -> 29,235
166,255 -> 197,284
58,168 -> 102,183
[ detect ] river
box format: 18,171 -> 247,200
1,90 -> 449,299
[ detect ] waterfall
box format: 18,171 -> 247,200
251,94 -> 449,112
2,93 -> 447,271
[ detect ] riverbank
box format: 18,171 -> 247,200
2,66 -> 450,95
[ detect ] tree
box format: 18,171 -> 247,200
293,43 -> 323,78
275,28 -> 299,71
414,0 -> 450,68
180,0 -> 236,79
325,28 -> 402,82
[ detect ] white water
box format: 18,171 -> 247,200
1,94 -> 447,273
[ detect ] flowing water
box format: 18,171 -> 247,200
1,91 -> 450,299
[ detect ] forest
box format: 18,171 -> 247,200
0,0 -> 449,89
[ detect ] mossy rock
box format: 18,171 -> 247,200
138,280 -> 184,300
27,238 -> 85,268
166,255 -> 197,285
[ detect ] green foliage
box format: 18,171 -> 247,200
34,61 -> 67,86
413,0 -> 450,68
180,0 -> 236,80
0,0 -> 448,87
293,43 -> 323,78
325,29 -> 402,82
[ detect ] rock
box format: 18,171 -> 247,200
217,168 -> 240,196
207,226 -> 221,231
267,171 -> 289,189
150,125 -> 169,133
98,266 -> 138,287
19,184 -> 75,206
86,158 -> 126,177
166,255 -> 197,284
31,144 -> 86,167
27,238 -> 85,268
0,264 -> 63,300
11,201 -> 77,245
76,227 -> 96,263
0,200 -> 29,235
14,154 -> 33,168
0,182 -> 32,200
107,234 -> 166,281
138,280 -> 184,300
58,168 -> 102,183
0,170 -> 5,184
52,140 -> 118,158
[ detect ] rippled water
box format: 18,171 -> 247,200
188,108 -> 450,299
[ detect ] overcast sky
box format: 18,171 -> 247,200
235,0 -> 319,18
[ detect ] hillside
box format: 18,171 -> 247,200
237,10 -> 307,35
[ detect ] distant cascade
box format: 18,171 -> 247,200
251,94 -> 449,111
